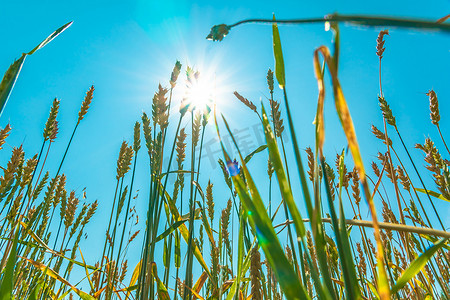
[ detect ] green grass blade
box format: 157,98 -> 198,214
0,54 -> 26,116
27,281 -> 43,300
27,21 -> 73,55
151,263 -> 171,300
226,210 -> 246,300
158,183 -> 213,281
153,220 -> 187,244
415,188 -> 450,202
272,15 -> 285,88
321,157 -> 361,299
0,229 -> 19,300
1,21 -> 72,117
391,238 -> 448,294
244,144 -> 267,164
260,104 -> 332,299
21,257 -> 95,300
215,111 -> 309,299
258,106 -> 305,238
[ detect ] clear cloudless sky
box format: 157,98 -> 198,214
1,0 -> 449,290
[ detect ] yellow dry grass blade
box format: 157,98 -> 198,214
312,44 -> 390,299
192,271 -> 208,300
78,248 -> 95,292
21,257 -> 96,300
126,260 -> 141,299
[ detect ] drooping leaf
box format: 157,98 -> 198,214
313,44 -> 390,300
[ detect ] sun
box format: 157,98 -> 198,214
180,67 -> 216,114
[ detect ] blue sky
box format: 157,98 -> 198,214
1,0 -> 449,292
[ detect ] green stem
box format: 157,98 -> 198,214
228,14 -> 450,33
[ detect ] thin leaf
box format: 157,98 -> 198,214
21,257 -> 96,300
151,263 -> 170,300
0,54 -> 26,115
153,220 -> 187,244
215,110 -> 309,300
313,45 -> 390,299
391,238 -> 448,294
28,21 -> 73,55
0,21 -> 72,116
244,145 -> 267,164
27,280 -> 43,300
159,183 -> 213,281
415,188 -> 450,202
0,229 -> 19,300
127,261 -> 141,299
260,106 -> 331,298
272,15 -> 286,88
192,271 -> 208,300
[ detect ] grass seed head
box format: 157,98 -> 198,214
69,203 -> 88,238
396,166 -> 410,191
0,124 -> 12,150
20,154 -> 38,189
221,199 -> 233,264
269,99 -> 284,137
43,98 -> 60,141
170,60 -> 182,88
176,128 -> 187,167
267,69 -> 274,93
335,154 -> 349,189
192,111 -> 202,148
49,120 -> 59,142
116,141 -> 133,179
118,186 -> 128,215
371,125 -> 392,146
267,158 -> 274,179
378,96 -> 396,128
53,174 -> 66,207
206,180 -> 214,224
64,190 -> 79,229
133,121 -> 141,153
78,85 -> 94,123
33,171 -> 49,200
251,247 -> 262,300
427,89 -> 440,126
372,161 -> 380,177
305,147 -> 315,182
82,200 -> 98,226
376,29 -> 389,59
142,112 -> 152,154
218,158 -> 232,189
152,84 -> 169,130
206,24 -> 230,41
128,230 -> 140,243
351,167 -> 361,206
233,91 -> 258,114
